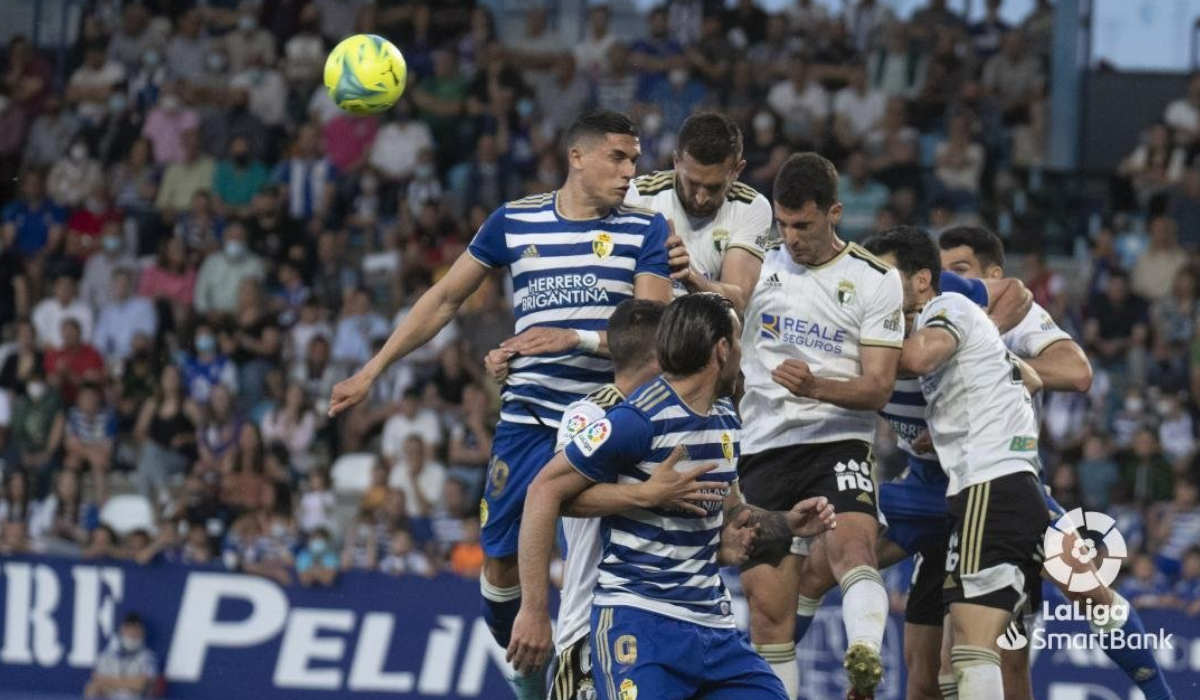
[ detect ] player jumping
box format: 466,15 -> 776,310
508,292 -> 837,699
327,110 -> 674,699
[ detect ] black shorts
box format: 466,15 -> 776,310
739,440 -> 881,520
550,635 -> 596,700
905,521 -> 952,627
943,471 -> 1049,614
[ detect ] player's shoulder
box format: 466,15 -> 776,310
726,180 -> 765,206
585,383 -> 626,411
613,202 -> 659,221
631,169 -> 675,196
624,377 -> 675,418
843,242 -> 893,277
504,191 -> 555,211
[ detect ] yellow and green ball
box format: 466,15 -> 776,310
324,34 -> 407,115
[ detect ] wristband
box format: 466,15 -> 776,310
575,329 -> 601,353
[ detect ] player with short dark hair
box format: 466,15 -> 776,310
508,292 -> 836,700
626,111 -> 772,314
328,109 -> 674,700
739,152 -> 903,699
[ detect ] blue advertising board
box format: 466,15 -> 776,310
0,555 -> 1198,699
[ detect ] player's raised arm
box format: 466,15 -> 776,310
563,444 -> 725,517
328,250 -> 490,416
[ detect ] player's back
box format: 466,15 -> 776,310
915,292 -> 1040,496
468,192 -> 669,428
627,170 -> 771,286
564,377 -> 740,628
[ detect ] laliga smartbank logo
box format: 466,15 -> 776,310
995,509 -> 1172,653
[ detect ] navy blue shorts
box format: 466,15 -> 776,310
591,605 -> 786,700
480,420 -> 558,558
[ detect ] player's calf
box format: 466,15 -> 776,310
904,623 -> 944,700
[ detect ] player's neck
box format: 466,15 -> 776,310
614,367 -> 658,397
808,235 -> 847,267
556,180 -> 608,220
663,372 -> 717,415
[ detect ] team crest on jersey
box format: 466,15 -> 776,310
575,419 -> 612,456
593,232 -> 614,258
488,458 -> 510,498
614,635 -> 637,664
760,313 -> 780,340
618,679 -> 638,700
721,432 -> 734,461
712,228 -> 730,253
564,412 -> 591,438
836,280 -> 856,305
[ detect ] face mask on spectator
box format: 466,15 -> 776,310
1125,396 -> 1144,413
668,68 -> 688,88
70,143 -> 88,161
516,98 -> 535,119
224,240 -> 246,258
143,49 -> 160,68
108,93 -> 127,114
310,538 -> 327,552
414,163 -> 434,179
753,111 -> 774,133
102,235 -> 120,253
641,112 -> 662,136
27,381 -> 46,400
195,334 -> 216,355
160,94 -> 180,111
271,522 -> 287,538
238,15 -> 257,32
119,634 -> 142,652
207,52 -> 227,73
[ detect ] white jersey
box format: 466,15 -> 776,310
553,383 -> 624,652
740,244 -> 905,451
625,170 -> 772,293
1002,301 -> 1072,358
914,293 -> 1041,496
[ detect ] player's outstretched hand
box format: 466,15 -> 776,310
785,496 -> 836,537
328,369 -> 373,417
484,347 -> 515,384
644,445 -> 726,515
506,606 -> 553,675
718,506 -> 758,566
501,327 -> 582,357
771,359 -> 816,397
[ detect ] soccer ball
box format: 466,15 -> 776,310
324,34 -> 407,115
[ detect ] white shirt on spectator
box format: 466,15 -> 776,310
297,489 -> 335,533
574,33 -> 616,76
32,297 -> 94,349
0,389 -> 10,429
834,86 -> 887,141
93,296 -> 158,363
389,459 -> 447,515
81,254 -> 137,312
330,313 -> 389,366
290,321 -> 333,362
92,639 -> 157,700
230,68 -> 288,127
68,60 -> 126,122
767,80 -> 829,134
369,120 -> 434,180
381,408 -> 443,462
1165,98 -> 1200,138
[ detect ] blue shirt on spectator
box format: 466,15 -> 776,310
2,198 -> 67,256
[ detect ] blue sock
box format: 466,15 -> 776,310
1094,593 -> 1174,700
794,594 -> 822,643
480,575 -> 522,648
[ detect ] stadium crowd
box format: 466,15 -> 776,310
0,0 -> 1199,613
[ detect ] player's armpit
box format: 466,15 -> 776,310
982,277 -> 1033,333
900,326 -> 959,376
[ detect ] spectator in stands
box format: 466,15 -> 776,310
368,97 -> 434,184
134,365 -> 199,506
3,170 -> 67,258
451,132 -> 519,215
1165,72 -> 1200,147
834,64 -> 887,151
296,526 -> 339,587
66,42 -> 126,126
1158,393 -> 1195,463
298,469 -> 334,534
1078,434 -> 1121,510
933,112 -> 985,210
330,287 -> 388,367
1086,270 -> 1149,376
93,270 -> 157,365
142,85 -> 200,166
447,383 -> 492,498
23,96 -> 80,170
63,384 -> 115,503
84,611 -> 157,700
261,383 -> 318,474
167,9 -> 210,82
389,434 -> 444,518
1151,476 -> 1200,578
838,150 -> 889,241
0,321 -> 40,397
65,188 -> 121,261
292,334 -> 338,409
107,4 -> 154,72
1119,122 -> 1187,209
1119,552 -> 1175,610
155,129 -> 215,216
193,222 -> 264,316
869,24 -> 926,99
221,424 -> 275,512
224,5 -> 276,73
1172,547 -> 1200,614
274,124 -> 335,222
30,469 -> 96,555
380,528 -> 434,577
1122,428 -> 1175,505
1152,267 -> 1198,346
766,54 -> 828,146
44,318 -> 104,403
381,388 -> 441,465
138,236 -> 197,326
213,136 -> 268,215
47,139 -> 104,209
80,224 -> 135,312
969,0 -> 1010,61
1133,216 -> 1189,301
284,3 -> 325,88
196,384 -> 240,476
0,469 -> 32,527
982,31 -> 1043,124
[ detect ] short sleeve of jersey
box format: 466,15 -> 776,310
938,270 -> 989,307
466,206 -> 509,268
728,195 -> 772,261
555,399 -> 608,451
636,214 -> 671,279
917,293 -> 975,347
563,405 -> 653,483
1003,302 -> 1072,358
860,268 -> 905,348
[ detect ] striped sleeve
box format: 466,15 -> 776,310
634,214 -> 671,278
467,206 -> 509,268
564,405 -> 651,483
918,293 -> 971,345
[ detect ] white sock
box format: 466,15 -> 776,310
839,565 -> 887,652
755,642 -> 799,699
938,673 -> 959,699
951,645 -> 1003,700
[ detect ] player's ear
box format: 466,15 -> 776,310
827,202 -> 843,225
916,268 -> 933,293
986,265 -> 1004,279
732,158 -> 747,179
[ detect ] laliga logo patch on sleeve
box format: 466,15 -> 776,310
574,418 -> 612,456
564,412 -> 592,439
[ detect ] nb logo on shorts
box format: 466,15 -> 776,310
834,459 -> 873,493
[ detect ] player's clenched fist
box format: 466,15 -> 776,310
506,607 -> 553,675
484,347 -> 515,384
771,358 -> 816,397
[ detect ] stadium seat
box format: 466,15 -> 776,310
99,495 -> 156,536
331,453 -> 379,493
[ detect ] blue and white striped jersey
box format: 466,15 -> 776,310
878,271 -> 987,476
563,377 -> 740,629
468,191 -> 670,428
